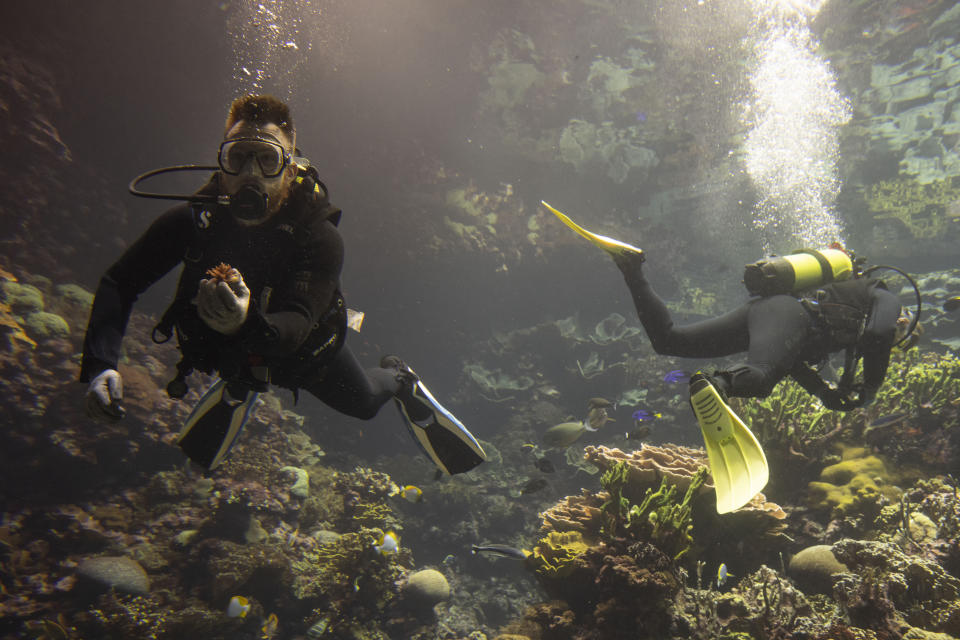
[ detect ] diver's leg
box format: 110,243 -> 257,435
302,345 -> 403,420
714,295 -> 814,398
617,254 -> 750,358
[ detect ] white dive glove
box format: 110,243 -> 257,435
196,274 -> 251,335
86,368 -> 126,422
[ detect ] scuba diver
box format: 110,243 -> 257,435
80,94 -> 485,475
542,201 -> 919,514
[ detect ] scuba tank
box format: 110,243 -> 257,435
743,248 -> 854,297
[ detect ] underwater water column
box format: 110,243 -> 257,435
740,0 -> 851,251
228,0 -> 326,98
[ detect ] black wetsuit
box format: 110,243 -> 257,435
618,255 -> 901,407
80,176 -> 400,419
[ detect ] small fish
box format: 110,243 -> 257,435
625,425 -> 651,440
399,485 -> 423,503
636,111 -> 647,122
281,41 -> 299,50
226,595 -> 250,618
944,296 -> 960,312
520,478 -> 549,495
373,531 -> 399,555
353,575 -> 361,592
471,544 -> 531,560
717,563 -> 733,588
663,369 -> 691,383
261,612 -> 279,639
869,412 -> 910,428
306,617 -> 330,638
534,458 -> 556,473
542,421 -> 588,448
632,409 -> 662,423
586,408 -> 614,431
442,554 -> 457,566
346,308 -> 365,332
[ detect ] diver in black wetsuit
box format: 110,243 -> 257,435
615,250 -> 910,411
542,200 -> 919,512
80,94 -> 485,474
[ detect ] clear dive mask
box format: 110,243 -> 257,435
217,137 -> 292,177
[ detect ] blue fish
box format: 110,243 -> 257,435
632,409 -> 662,423
636,111 -> 647,123
663,369 -> 691,383
869,412 -> 910,428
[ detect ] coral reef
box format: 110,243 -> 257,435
583,444 -> 713,504
807,446 -> 903,518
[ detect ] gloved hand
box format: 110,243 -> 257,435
851,384 -> 878,407
819,387 -> 860,411
86,368 -> 126,422
196,274 -> 250,335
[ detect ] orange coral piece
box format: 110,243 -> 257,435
205,262 -> 241,284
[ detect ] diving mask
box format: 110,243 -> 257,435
218,137 -> 291,177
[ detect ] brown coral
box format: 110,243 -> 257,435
538,489 -> 605,536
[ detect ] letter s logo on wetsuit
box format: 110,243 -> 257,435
196,208 -> 212,230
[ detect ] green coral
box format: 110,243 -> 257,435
530,530 -> 590,578
871,349 -> 960,429
600,461 -> 707,560
733,377 -> 837,450
866,176 -> 960,239
23,311 -> 70,339
0,281 -> 44,314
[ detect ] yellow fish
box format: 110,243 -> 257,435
226,595 -> 250,618
373,531 -> 399,555
261,612 -> 278,639
400,485 -> 423,503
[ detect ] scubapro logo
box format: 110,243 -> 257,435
196,209 -> 212,230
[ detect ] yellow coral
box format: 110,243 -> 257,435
807,446 -> 901,515
530,530 -> 590,578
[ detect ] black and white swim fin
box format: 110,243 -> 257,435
394,375 -> 486,475
176,379 -> 259,470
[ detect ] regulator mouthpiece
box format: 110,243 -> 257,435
229,183 -> 269,222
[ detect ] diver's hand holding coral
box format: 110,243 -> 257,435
196,272 -> 250,335
86,368 -> 126,422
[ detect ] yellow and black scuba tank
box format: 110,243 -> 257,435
743,248 -> 854,298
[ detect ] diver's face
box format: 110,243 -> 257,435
219,120 -> 297,225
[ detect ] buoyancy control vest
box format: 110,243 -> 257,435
153,167 -> 346,398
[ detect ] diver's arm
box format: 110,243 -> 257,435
788,363 -> 831,398
242,219 -> 344,356
79,206 -> 195,381
858,286 -> 901,395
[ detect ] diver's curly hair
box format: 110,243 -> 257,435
224,94 -> 294,139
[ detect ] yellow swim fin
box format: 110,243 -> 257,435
541,201 -> 643,259
688,373 -> 768,514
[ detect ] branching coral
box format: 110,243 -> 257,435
869,349 -> 960,428
732,378 -> 840,456
626,468 -> 708,561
